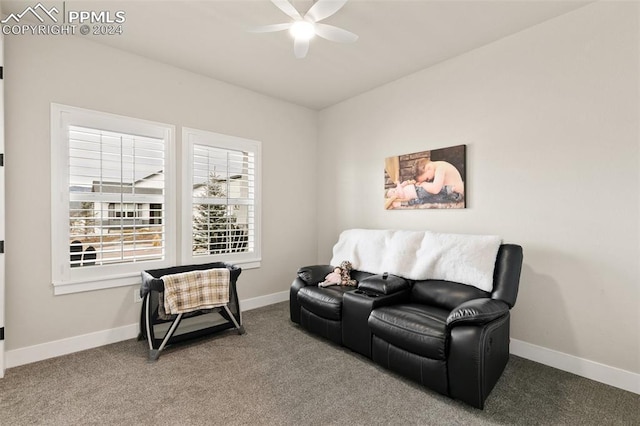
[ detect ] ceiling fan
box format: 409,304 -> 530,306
250,0 -> 358,59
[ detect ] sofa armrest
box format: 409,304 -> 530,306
290,265 -> 334,324
296,265 -> 335,285
358,273 -> 410,295
446,298 -> 509,327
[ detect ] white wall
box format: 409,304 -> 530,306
4,34 -> 318,351
317,1 -> 639,375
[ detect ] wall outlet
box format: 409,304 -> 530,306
133,288 -> 143,303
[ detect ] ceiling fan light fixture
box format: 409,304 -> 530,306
289,21 -> 315,40
251,0 -> 356,58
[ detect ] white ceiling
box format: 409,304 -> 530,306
2,0 -> 591,109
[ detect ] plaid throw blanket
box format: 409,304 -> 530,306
162,268 -> 230,315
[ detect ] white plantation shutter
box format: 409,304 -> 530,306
183,128 -> 261,267
68,126 -> 166,266
51,104 -> 175,294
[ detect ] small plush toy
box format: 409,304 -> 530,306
339,260 -> 357,286
318,261 -> 358,287
319,267 -> 342,288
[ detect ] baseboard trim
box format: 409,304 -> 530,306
5,290 -> 290,369
240,290 -> 289,311
510,338 -> 639,395
0,341 -> 4,378
5,323 -> 139,369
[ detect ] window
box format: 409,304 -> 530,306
51,107 -> 259,294
51,104 -> 175,294
182,128 -> 261,268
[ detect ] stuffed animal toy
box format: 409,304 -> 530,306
318,267 -> 342,288
318,261 -> 357,287
339,260 -> 357,286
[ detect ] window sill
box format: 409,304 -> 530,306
53,273 -> 141,295
234,260 -> 261,270
186,259 -> 261,271
52,259 -> 260,295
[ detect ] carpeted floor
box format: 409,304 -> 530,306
1,302 -> 638,425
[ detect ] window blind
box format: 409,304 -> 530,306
191,143 -> 255,257
68,125 -> 166,267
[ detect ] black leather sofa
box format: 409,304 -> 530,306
290,244 -> 523,409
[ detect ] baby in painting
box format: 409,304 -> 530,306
385,180 -> 419,208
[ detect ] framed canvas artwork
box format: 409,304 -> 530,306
384,144 -> 466,209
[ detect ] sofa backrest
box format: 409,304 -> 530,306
409,244 -> 523,311
331,229 -> 502,292
490,244 -> 523,308
411,280 -> 489,311
351,270 -> 375,283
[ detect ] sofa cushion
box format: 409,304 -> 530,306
297,286 -> 352,321
368,304 -> 449,360
411,280 -> 489,311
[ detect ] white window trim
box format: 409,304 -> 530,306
181,127 -> 262,268
51,104 -> 176,295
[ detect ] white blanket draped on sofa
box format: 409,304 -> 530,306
330,229 -> 502,292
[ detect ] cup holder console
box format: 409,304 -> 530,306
354,289 -> 379,298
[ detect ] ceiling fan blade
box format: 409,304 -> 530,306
271,0 -> 302,20
249,23 -> 292,33
294,38 -> 310,59
314,23 -> 358,43
305,0 -> 348,23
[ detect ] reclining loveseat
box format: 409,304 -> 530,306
290,229 -> 523,409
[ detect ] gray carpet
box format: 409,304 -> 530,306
1,302 -> 638,425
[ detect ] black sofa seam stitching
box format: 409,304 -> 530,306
371,315 -> 446,340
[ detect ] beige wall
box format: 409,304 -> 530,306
4,34 -> 318,350
317,2 -> 639,373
